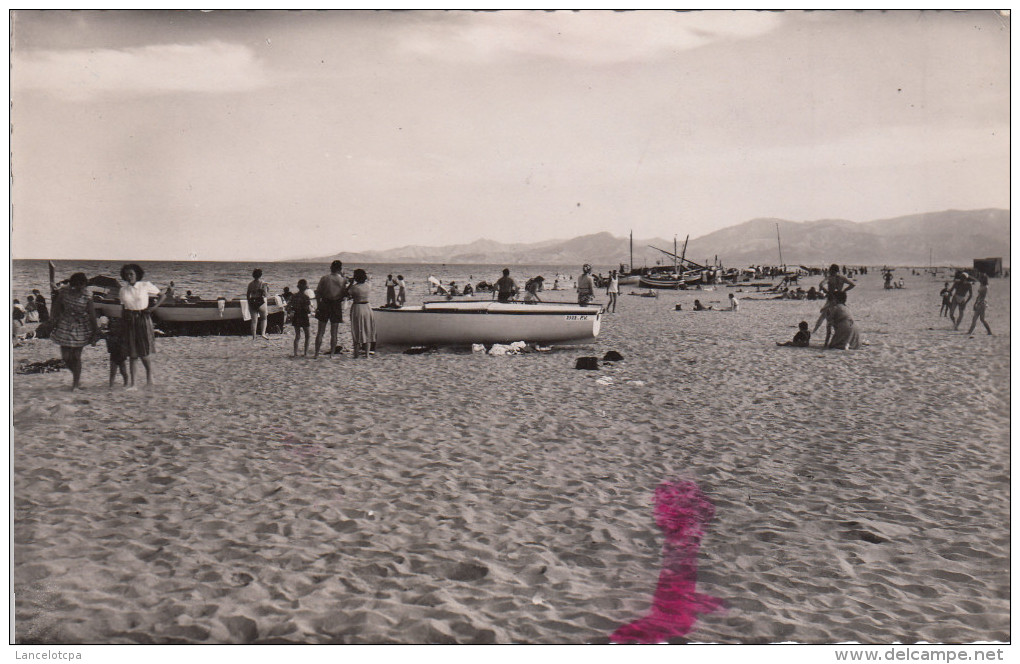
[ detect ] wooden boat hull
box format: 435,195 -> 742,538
638,275 -> 688,289
94,296 -> 287,335
373,301 -> 602,346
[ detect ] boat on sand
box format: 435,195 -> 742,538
373,300 -> 602,347
94,295 -> 288,334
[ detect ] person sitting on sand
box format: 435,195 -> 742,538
24,295 -> 39,323
32,289 -> 49,322
777,321 -> 811,347
727,293 -> 739,311
12,300 -> 26,341
448,282 -> 460,297
807,286 -> 820,300
462,282 -> 473,296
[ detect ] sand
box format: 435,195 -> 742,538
11,272 -> 1010,644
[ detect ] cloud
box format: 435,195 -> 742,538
12,41 -> 269,100
399,10 -> 785,63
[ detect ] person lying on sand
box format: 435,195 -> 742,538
693,299 -> 711,311
777,321 -> 811,347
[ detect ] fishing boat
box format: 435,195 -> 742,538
373,300 -> 602,347
638,273 -> 693,289
93,294 -> 288,334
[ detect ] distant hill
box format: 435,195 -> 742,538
299,209 -> 1009,267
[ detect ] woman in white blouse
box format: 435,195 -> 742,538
119,263 -> 169,388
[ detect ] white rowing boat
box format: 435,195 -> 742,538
373,300 -> 602,346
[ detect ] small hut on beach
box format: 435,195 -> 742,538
972,257 -> 1003,278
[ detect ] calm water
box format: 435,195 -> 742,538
11,260 -> 599,306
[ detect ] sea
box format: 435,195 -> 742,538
10,260 -> 606,305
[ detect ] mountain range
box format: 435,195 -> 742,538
300,209 -> 1009,268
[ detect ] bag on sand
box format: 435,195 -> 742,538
575,357 -> 600,370
602,350 -> 624,362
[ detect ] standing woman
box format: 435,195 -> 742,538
247,268 -> 271,340
606,269 -> 619,313
119,263 -> 169,387
348,269 -> 376,358
966,273 -> 992,336
49,272 -> 100,390
396,275 -> 407,307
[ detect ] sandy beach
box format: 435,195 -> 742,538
11,272 -> 1010,644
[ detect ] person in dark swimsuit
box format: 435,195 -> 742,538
287,279 -> 313,356
246,268 -> 271,341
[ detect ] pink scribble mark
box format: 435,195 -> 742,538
611,479 -> 724,644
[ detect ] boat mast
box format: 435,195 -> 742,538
776,223 -> 784,269
630,230 -> 634,272
674,235 -> 678,274
680,234 -> 689,267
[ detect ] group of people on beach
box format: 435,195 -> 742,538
38,264 -> 166,390
248,261 -> 379,359
774,263 -> 861,350
11,289 -> 49,341
25,257 -> 998,390
939,270 -> 991,335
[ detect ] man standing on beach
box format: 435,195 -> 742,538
577,264 -> 596,306
314,260 -> 349,358
950,271 -> 973,330
495,268 -> 517,303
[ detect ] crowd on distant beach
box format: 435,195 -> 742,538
16,257 -> 999,390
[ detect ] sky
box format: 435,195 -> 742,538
9,9 -> 1011,261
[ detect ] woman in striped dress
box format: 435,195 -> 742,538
348,268 -> 376,358
119,263 -> 169,388
49,272 -> 99,390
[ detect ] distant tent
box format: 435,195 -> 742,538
972,257 -> 1003,278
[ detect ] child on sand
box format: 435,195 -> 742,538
287,279 -> 313,356
939,282 -> 952,317
777,321 -> 811,347
104,320 -> 129,387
